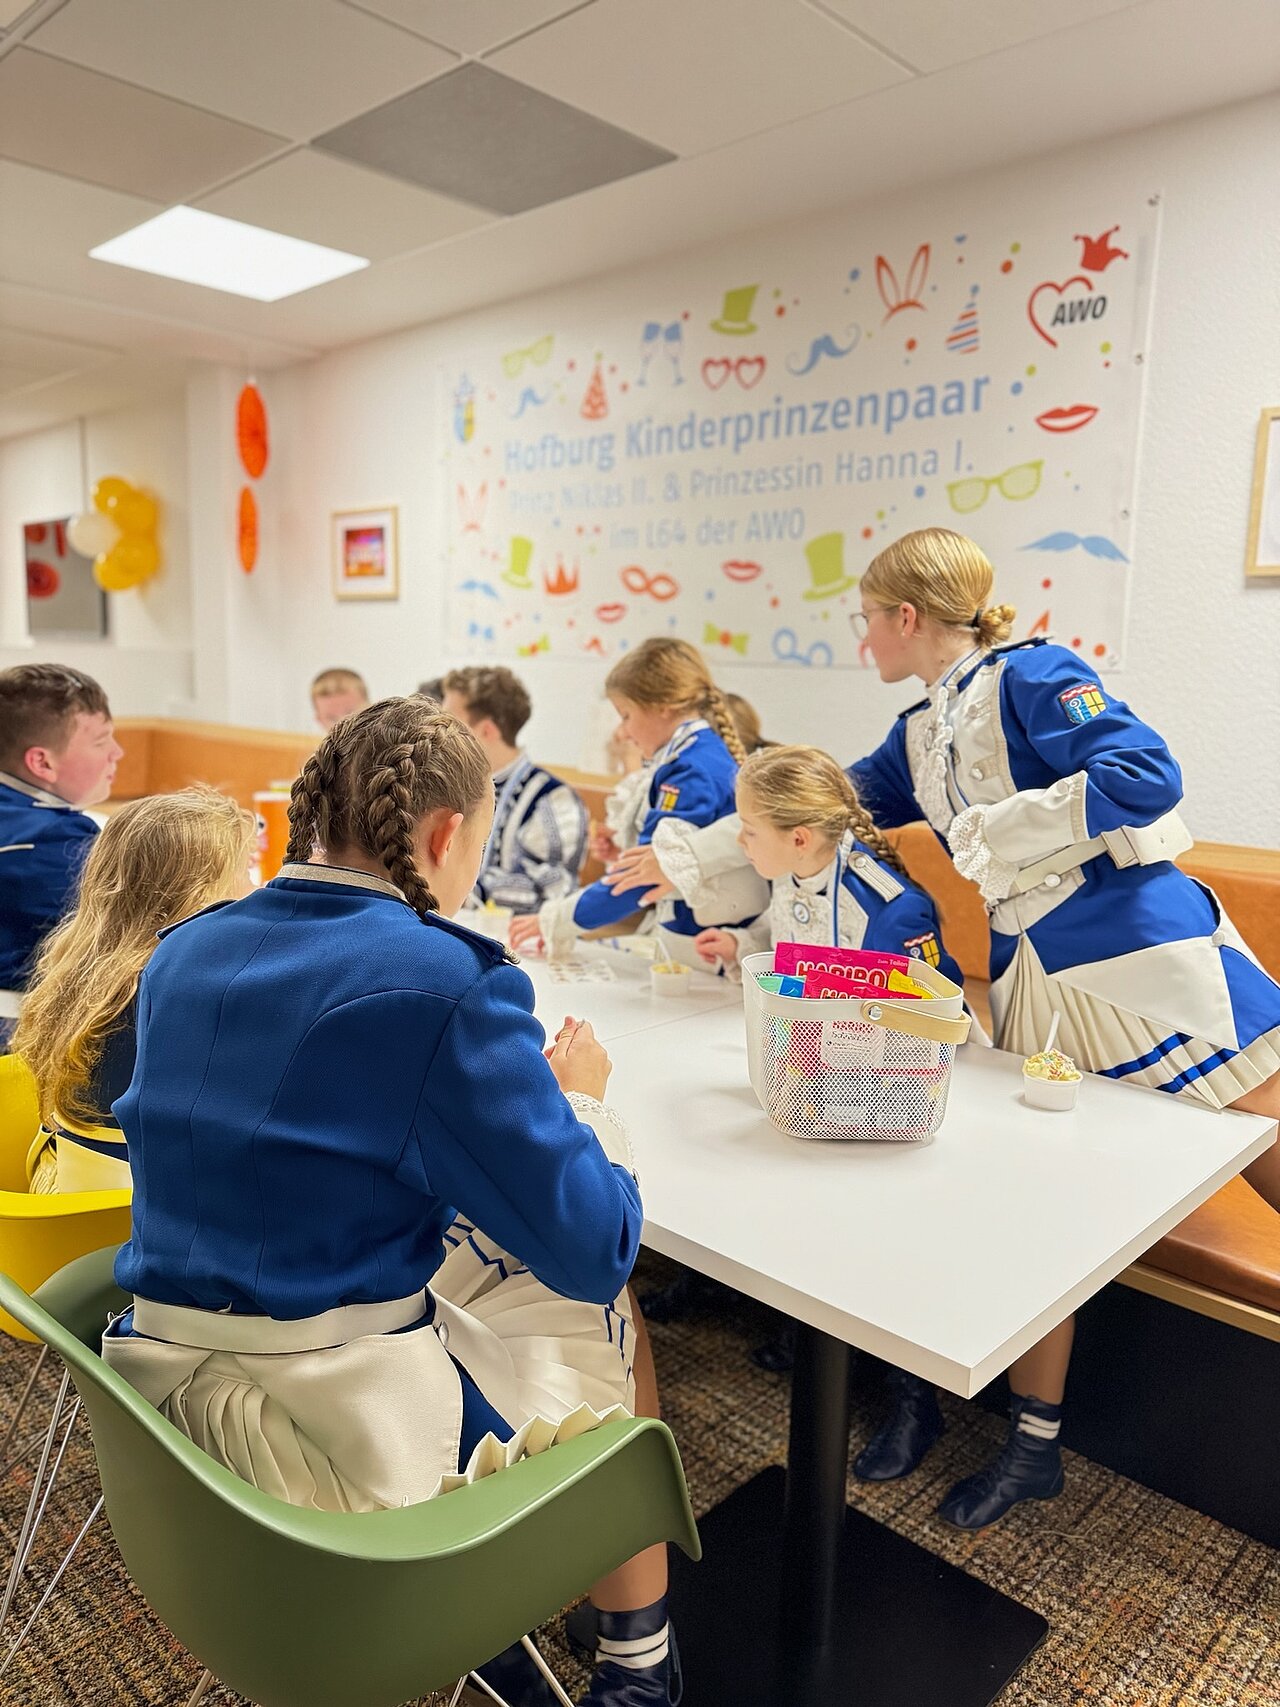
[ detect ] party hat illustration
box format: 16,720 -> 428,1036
946,300 -> 980,353
580,363 -> 609,421
710,284 -> 759,337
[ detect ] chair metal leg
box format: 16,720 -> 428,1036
447,1678 -> 469,1707
520,1636 -> 575,1707
186,1668 -> 216,1707
0,1492 -> 104,1679
0,1368 -> 72,1640
0,1345 -> 49,1469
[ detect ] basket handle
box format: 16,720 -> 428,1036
856,999 -> 972,1046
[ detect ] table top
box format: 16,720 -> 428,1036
517,943 -> 1278,1397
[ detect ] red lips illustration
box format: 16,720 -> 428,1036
1035,405 -> 1099,434
721,559 -> 763,582
595,602 -> 627,624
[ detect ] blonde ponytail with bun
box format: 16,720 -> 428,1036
862,528 -> 1017,649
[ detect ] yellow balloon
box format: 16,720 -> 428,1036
94,551 -> 143,592
110,535 -> 159,580
92,476 -> 133,515
115,490 -> 158,536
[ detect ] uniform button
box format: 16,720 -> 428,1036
1043,873 -> 1062,889
970,765 -> 983,779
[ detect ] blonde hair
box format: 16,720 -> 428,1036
285,697 -> 492,921
738,745 -> 905,874
862,528 -> 1016,648
15,788 -> 255,1126
605,638 -> 747,764
725,692 -> 776,756
311,667 -> 368,700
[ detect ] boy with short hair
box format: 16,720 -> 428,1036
0,663 -> 122,1044
442,666 -> 587,911
310,668 -> 369,732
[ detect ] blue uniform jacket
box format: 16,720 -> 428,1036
0,775 -> 97,990
114,868 -> 642,1320
573,722 -> 739,938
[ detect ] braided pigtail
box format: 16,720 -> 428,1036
844,793 -> 906,876
366,740 -> 440,920
285,739 -> 340,865
702,683 -> 748,765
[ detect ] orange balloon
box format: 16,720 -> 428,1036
115,490 -> 158,536
238,486 -> 258,573
111,535 -> 159,579
92,476 -> 133,515
237,384 -> 269,479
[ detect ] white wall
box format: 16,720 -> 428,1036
271,92 -> 1280,843
4,94 -> 1278,840
0,393 -> 194,713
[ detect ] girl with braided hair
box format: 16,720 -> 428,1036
691,744 -> 961,987
103,698 -> 682,1707
510,636 -> 749,966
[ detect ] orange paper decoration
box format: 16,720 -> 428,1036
238,486 -> 258,573
237,383 -> 269,479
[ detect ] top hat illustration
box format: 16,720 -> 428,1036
802,532 -> 857,601
502,535 -> 535,590
710,284 -> 759,337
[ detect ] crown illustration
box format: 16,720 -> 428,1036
544,556 -> 580,597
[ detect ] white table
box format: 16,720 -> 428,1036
518,945 -> 1278,1706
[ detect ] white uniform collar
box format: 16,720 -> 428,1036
276,862 -> 407,902
649,717 -> 708,770
491,751 -> 531,788
0,769 -> 74,809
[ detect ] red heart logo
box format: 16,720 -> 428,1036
1026,274 -> 1093,349
701,358 -> 732,390
735,356 -> 766,388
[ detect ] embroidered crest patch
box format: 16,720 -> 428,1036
904,932 -> 941,967
657,785 -> 681,812
1058,682 -> 1106,726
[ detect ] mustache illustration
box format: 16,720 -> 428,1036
511,387 -> 549,418
1021,531 -> 1128,563
786,326 -> 861,376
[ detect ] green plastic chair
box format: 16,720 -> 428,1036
0,1250 -> 700,1707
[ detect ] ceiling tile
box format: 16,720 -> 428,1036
817,0 -> 1143,74
341,0 -> 590,56
0,325 -> 116,379
315,63 -> 673,215
0,160 -> 163,273
0,0 -> 42,27
196,148 -> 492,261
0,51 -> 286,202
488,0 -> 909,155
30,0 -> 459,139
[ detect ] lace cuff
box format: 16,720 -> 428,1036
537,893 -> 584,957
947,805 -> 1021,906
565,1092 -> 637,1178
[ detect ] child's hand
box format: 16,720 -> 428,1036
589,827 -> 620,864
547,1017 -> 612,1103
605,845 -> 675,904
508,914 -> 545,954
694,928 -> 738,966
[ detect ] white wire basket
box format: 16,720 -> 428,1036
741,951 -> 971,1142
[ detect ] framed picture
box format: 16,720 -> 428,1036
1245,408 -> 1280,579
24,518 -> 108,638
332,506 -> 399,600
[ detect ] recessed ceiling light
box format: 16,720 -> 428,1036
89,206 -> 369,302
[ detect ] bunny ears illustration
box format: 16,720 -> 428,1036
875,243 -> 931,322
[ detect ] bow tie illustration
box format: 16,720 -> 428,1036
704,623 -> 748,656
517,634 -> 550,657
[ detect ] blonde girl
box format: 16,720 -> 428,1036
16,787 -> 254,1193
510,636 -> 749,964
693,744 -> 962,988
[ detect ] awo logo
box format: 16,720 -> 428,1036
1027,275 -> 1110,349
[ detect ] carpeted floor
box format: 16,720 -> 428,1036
2,1251 -> 1278,1706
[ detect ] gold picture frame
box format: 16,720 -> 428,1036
1245,408 -> 1280,579
332,506 -> 399,600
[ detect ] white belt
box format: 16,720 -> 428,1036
131,1289 -> 429,1354
1006,810 -> 1193,898
0,990 -> 21,1020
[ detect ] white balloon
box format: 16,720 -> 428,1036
66,511 -> 118,559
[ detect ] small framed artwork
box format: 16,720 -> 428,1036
1245,407 -> 1280,578
332,506 -> 399,600
24,518 -> 108,638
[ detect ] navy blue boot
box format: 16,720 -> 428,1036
853,1369 -> 945,1482
472,1640 -> 555,1707
576,1599 -> 682,1707
936,1394 -> 1064,1529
